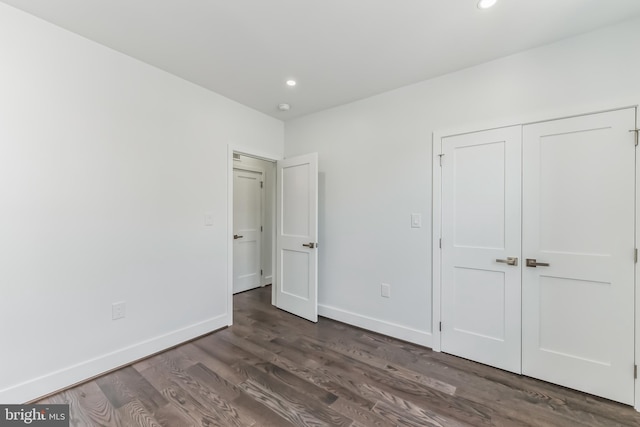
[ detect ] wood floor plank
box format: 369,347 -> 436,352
146,401 -> 193,427
221,327 -> 322,377
51,389 -> 96,427
304,328 -> 458,397
294,334 -> 498,425
74,381 -> 126,427
222,328 -> 379,411
329,397 -> 397,427
140,356 -> 258,426
363,382 -> 475,427
186,363 -> 297,427
234,359 -> 341,415
96,366 -> 168,412
239,378 -> 352,427
161,383 -> 252,427
95,370 -> 137,409
290,325 -> 458,398
116,399 -> 162,427
230,393 -> 298,427
36,286 -> 640,427
218,335 -> 339,406
185,362 -> 243,402
176,342 -> 247,385
193,334 -> 263,370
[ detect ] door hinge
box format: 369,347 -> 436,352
261,269 -> 263,276
635,248 -> 638,264
261,226 -> 263,232
630,129 -> 639,147
439,238 -> 442,249
438,154 -> 444,167
635,365 -> 637,379
439,322 -> 442,332
260,181 -> 264,188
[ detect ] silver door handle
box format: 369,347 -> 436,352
302,242 -> 316,249
496,257 -> 518,266
233,234 -> 244,240
526,258 -> 550,267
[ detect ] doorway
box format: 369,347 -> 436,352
232,153 -> 276,294
227,147 -> 320,325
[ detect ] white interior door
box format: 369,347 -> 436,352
276,153 -> 318,322
233,168 -> 262,294
440,126 -> 522,374
522,108 -> 635,405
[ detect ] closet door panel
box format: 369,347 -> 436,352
522,108 -> 635,405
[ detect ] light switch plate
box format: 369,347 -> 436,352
204,212 -> 214,226
381,283 -> 391,298
411,213 -> 422,228
112,302 -> 126,320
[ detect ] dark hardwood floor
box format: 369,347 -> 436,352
39,286 -> 640,426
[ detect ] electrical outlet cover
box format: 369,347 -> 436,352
381,283 -> 391,298
112,302 -> 126,320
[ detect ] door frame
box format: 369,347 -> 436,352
634,108 -> 640,411
431,104 -> 639,408
227,145 -> 280,326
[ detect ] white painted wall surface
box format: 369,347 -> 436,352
284,17 -> 640,348
0,4 -> 283,403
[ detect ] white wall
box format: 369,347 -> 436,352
284,17 -> 640,347
0,4 -> 283,403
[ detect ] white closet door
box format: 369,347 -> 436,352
522,108 -> 635,405
441,126 -> 522,374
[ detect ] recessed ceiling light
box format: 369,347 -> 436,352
477,0 -> 497,9
278,103 -> 291,111
286,80 -> 297,87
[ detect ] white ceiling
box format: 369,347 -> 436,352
3,0 -> 640,120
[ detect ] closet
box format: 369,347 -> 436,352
436,108 -> 636,405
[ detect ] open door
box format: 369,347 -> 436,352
275,153 -> 318,322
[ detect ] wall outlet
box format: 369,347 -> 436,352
112,302 -> 126,320
381,283 -> 391,298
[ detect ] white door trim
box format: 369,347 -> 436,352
233,163 -> 265,174
431,105 -> 639,409
227,145 -> 280,326
431,132 -> 442,352
635,109 -> 640,412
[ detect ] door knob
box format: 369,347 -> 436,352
233,234 -> 244,240
526,258 -> 550,267
496,257 -> 518,266
302,242 -> 316,249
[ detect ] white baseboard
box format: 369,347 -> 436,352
263,275 -> 273,286
0,314 -> 229,404
318,304 -> 432,348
